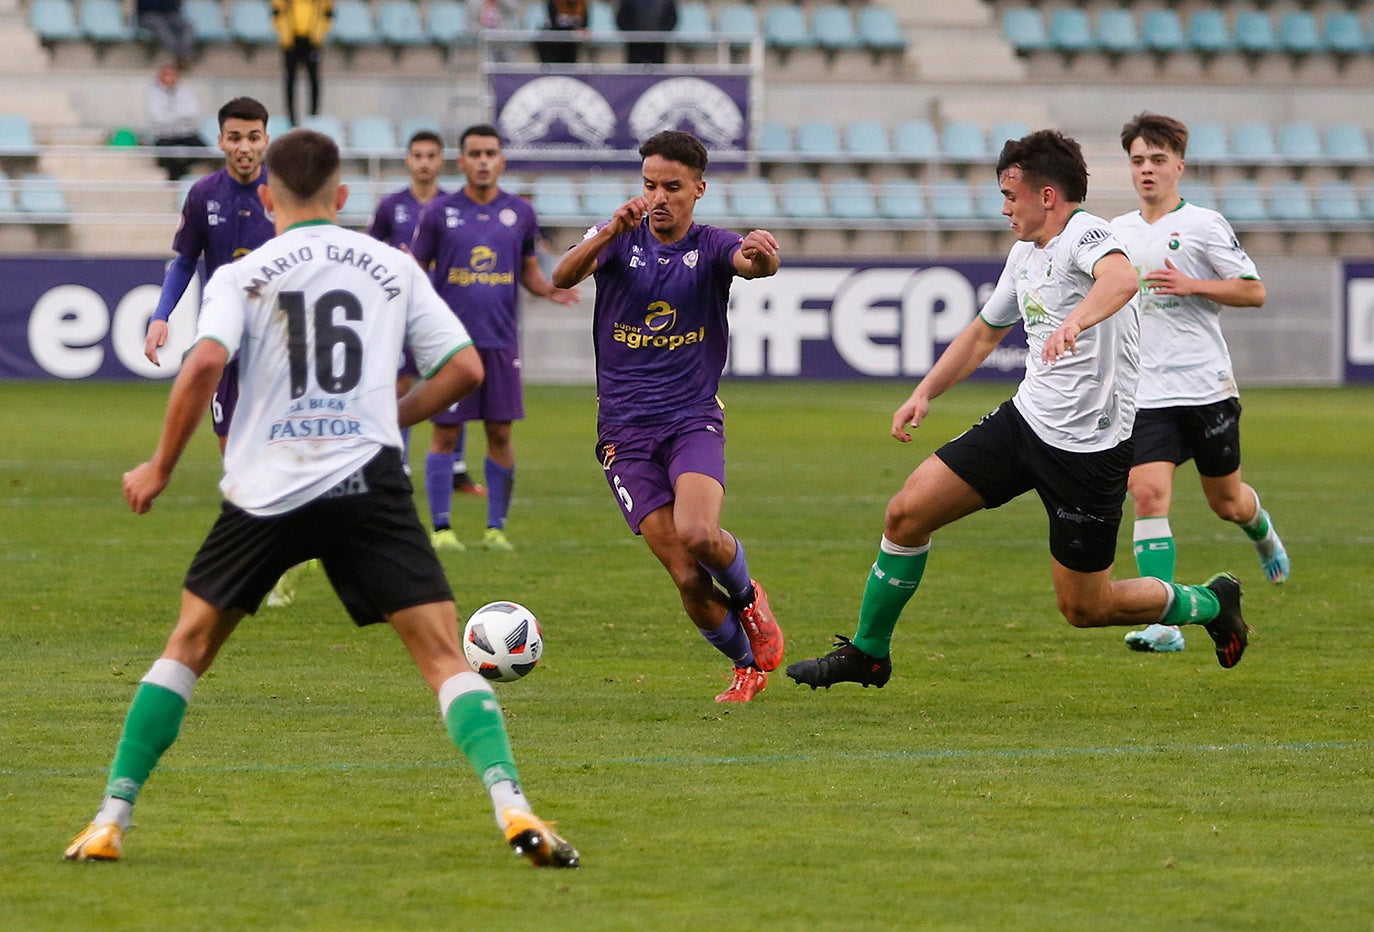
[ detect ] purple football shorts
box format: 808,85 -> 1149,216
433,346 -> 524,426
211,360 -> 239,438
595,409 -> 727,534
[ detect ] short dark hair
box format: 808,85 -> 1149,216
1120,112 -> 1189,157
638,130 -> 708,175
407,130 -> 444,150
265,129 -> 340,202
996,129 -> 1089,203
459,124 -> 501,150
217,96 -> 269,131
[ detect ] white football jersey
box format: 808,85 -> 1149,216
1110,200 -> 1259,407
980,210 -> 1141,452
196,221 -> 472,515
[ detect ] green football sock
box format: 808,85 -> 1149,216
445,686 -> 520,788
104,682 -> 188,802
1133,517 -> 1176,582
851,539 -> 929,659
1160,583 -> 1221,626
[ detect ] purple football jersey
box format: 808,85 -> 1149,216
171,168 -> 275,275
409,189 -> 538,349
367,187 -> 443,250
591,220 -> 742,425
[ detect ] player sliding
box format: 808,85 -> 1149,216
65,129 -> 577,869
787,129 -> 1250,691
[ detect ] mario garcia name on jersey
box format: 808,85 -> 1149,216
197,223 -> 470,516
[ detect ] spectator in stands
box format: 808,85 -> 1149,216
470,0 -> 518,60
137,0 -> 196,70
615,0 -> 677,65
535,0 -> 587,64
145,63 -> 207,181
271,0 -> 333,125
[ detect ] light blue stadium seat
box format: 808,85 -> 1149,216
1267,181 -> 1315,222
79,0 -> 134,42
827,177 -> 878,221
183,0 -> 230,43
1322,123 -> 1370,161
1322,12 -> 1366,56
764,5 -> 813,49
522,3 -> 545,31
299,114 -> 346,142
15,173 -> 70,217
940,121 -> 988,161
268,115 -> 292,136
401,117 -> 445,144
532,177 -> 580,217
588,1 -> 616,38
1234,11 -> 1277,54
877,178 -> 925,220
1001,8 -> 1049,54
812,5 -> 859,51
0,171 -> 15,215
1141,9 -> 1185,54
1363,186 -> 1374,222
1313,180 -> 1361,222
1276,122 -> 1321,162
1230,122 -> 1277,162
844,121 -> 891,158
426,0 -> 470,45
1186,122 -> 1228,162
757,121 -> 791,155
715,4 -> 758,41
989,120 -> 1030,150
339,176 -> 376,225
581,177 -> 634,217
976,184 -> 1005,218
1219,180 -> 1268,222
893,120 -> 938,159
929,180 -> 976,221
729,178 -> 779,218
856,6 -> 906,53
331,0 -> 379,48
29,0 -> 81,44
795,120 -> 842,158
780,177 -> 827,219
199,113 -> 219,143
350,116 -> 398,152
675,2 -> 712,41
0,114 -> 39,154
1181,182 -> 1218,210
229,0 -> 277,45
1277,11 -> 1320,55
1187,10 -> 1233,54
1095,8 -> 1139,55
378,0 -> 426,47
1047,8 -> 1094,54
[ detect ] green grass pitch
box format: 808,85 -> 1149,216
2,379 -> 1371,929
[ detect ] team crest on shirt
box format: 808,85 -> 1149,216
684,250 -> 698,269
1168,233 -> 1180,250
499,208 -> 518,227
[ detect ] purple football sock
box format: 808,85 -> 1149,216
485,458 -> 514,530
701,533 -> 754,608
425,452 -> 453,528
699,611 -> 755,669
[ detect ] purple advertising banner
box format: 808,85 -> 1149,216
491,71 -> 751,170
725,260 -> 1025,380
1343,260 -> 1374,383
0,257 -> 200,380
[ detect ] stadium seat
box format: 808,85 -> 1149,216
1276,122 -> 1322,162
827,177 -> 879,221
268,115 -> 292,137
1363,186 -> 1374,222
1187,10 -> 1233,54
349,116 -> 398,153
228,0 -> 278,46
1322,123 -> 1370,161
1002,8 -> 1049,55
29,0 -> 81,44
0,171 -> 15,215
426,0 -> 470,45
588,1 -> 616,39
401,117 -> 445,145
757,121 -> 791,155
378,0 -> 427,47
844,121 -> 891,159
1047,8 -> 1094,54
929,180 -> 976,221
675,2 -> 712,41
1095,9 -> 1140,56
1267,181 -> 1315,222
1219,179 -> 1268,223
794,120 -> 842,158
339,176 -> 375,225
1322,12 -> 1366,56
581,177 -> 634,217
1186,122 -> 1228,162
715,4 -> 759,41
856,7 -> 906,53
728,178 -> 780,218
989,120 -> 1031,150
877,178 -> 925,220
522,3 -> 544,31
78,0 -> 135,43
15,173 -> 70,217
1181,182 -> 1218,210
183,0 -> 231,43
1230,122 -> 1278,162
299,114 -> 346,142
939,122 -> 988,162
330,0 -> 379,49
812,5 -> 860,52
976,184 -> 1005,219
893,120 -> 938,160
1313,180 -> 1362,222
764,5 -> 813,50
531,177 -> 580,217
1234,11 -> 1277,54
1140,9 -> 1185,54
1277,11 -> 1321,55
780,177 -> 827,219
0,114 -> 39,155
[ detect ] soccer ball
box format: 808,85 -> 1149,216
463,601 -> 543,682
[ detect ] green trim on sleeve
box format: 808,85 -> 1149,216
977,311 -> 1016,330
184,335 -> 234,363
422,339 -> 474,379
1239,274 -> 1261,280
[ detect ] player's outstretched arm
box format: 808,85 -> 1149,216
731,229 -> 780,279
1143,259 -> 1265,307
521,255 -> 581,306
144,253 -> 199,365
398,345 -> 484,430
892,316 -> 1008,442
552,196 -> 647,288
1042,251 -> 1138,365
125,339 -> 228,513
